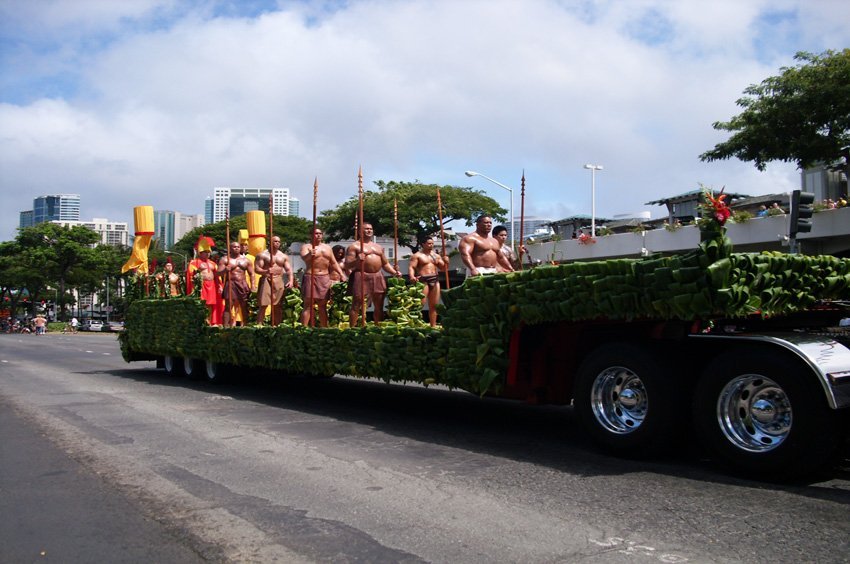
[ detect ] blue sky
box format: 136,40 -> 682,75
1,0 -> 847,241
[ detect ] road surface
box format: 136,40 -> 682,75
1,332 -> 849,562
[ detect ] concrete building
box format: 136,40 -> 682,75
51,218 -> 129,247
209,187 -> 299,223
19,194 -> 81,228
153,210 -> 205,250
509,216 -> 554,241
525,206 -> 850,266
802,162 -> 848,202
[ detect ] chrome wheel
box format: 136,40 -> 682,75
590,366 -> 648,434
163,355 -> 183,375
183,357 -> 199,377
716,374 -> 791,453
205,359 -> 226,382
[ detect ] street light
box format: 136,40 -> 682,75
583,164 -> 604,237
464,171 -> 514,244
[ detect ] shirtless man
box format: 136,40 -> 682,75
408,237 -> 446,327
188,241 -> 222,325
254,235 -> 294,326
459,215 -> 513,277
156,260 -> 182,296
330,245 -> 348,282
218,241 -> 255,327
344,223 -> 401,326
239,231 -> 261,293
492,225 -> 525,272
300,228 -> 345,327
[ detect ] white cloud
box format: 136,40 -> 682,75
1,0 -> 846,240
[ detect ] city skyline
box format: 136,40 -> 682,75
2,1 -> 847,241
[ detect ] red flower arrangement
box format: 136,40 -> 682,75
697,185 -> 733,260
705,189 -> 731,226
697,186 -> 732,230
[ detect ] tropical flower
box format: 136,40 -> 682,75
705,189 -> 731,225
696,185 -> 733,261
697,186 -> 732,229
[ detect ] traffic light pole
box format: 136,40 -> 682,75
788,189 -> 815,255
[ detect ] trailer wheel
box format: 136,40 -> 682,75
574,343 -> 677,455
204,360 -> 229,383
183,357 -> 202,379
693,351 -> 844,479
163,355 -> 185,376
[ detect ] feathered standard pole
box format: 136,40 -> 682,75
393,197 -> 399,272
519,171 -> 526,270
436,187 -> 450,289
309,177 -> 318,327
267,193 -> 276,326
358,166 -> 367,326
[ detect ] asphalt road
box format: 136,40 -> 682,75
1,332 -> 850,563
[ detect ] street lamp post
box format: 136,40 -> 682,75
583,164 -> 604,237
464,171 -> 514,244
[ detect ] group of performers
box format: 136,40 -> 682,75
160,223 -> 434,328
149,213 -> 518,329
182,232 -> 296,327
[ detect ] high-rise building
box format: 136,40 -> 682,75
19,193 -> 81,228
209,187 -> 298,223
19,210 -> 33,228
51,218 -> 129,247
154,210 -> 205,250
204,197 -> 214,225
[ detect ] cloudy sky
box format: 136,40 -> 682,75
1,0 -> 847,241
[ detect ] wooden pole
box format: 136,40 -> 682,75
358,166 -> 366,326
310,177 -> 318,327
393,198 -> 399,272
268,193 -> 276,326
158,260 -> 166,296
519,171 -> 526,270
224,210 -> 233,326
436,187 -> 450,289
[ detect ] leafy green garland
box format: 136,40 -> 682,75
385,277 -> 428,327
328,281 -> 352,327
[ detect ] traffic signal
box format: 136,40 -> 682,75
789,189 -> 815,235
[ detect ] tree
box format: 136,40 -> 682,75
319,180 -> 507,252
700,50 -> 850,180
95,243 -> 132,319
1,223 -> 102,319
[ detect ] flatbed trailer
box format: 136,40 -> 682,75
121,247 -> 850,479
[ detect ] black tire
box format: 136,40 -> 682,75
573,343 -> 679,455
163,355 -> 185,376
693,349 -> 845,480
204,360 -> 230,383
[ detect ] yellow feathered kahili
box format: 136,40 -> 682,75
121,206 -> 154,274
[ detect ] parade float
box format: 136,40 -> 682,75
119,188 -> 850,479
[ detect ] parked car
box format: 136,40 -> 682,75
81,320 -> 104,332
101,321 -> 124,332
